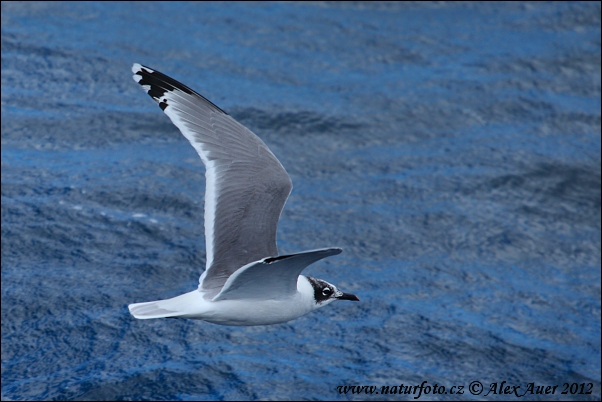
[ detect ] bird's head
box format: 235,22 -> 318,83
304,276 -> 359,308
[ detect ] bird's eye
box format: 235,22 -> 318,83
322,288 -> 331,296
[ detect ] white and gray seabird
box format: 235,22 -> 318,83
128,63 -> 359,326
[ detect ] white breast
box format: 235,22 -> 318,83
188,276 -> 317,326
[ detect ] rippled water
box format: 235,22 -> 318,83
2,2 -> 600,400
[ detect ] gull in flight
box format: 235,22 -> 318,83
128,63 -> 358,326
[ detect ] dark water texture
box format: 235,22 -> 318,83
1,1 -> 600,400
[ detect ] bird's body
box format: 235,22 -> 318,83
128,63 -> 358,326
131,275 -> 317,326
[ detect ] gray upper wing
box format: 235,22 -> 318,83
132,63 -> 293,297
212,248 -> 343,301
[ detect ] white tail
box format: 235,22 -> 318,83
128,290 -> 204,319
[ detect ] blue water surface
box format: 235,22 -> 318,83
2,2 -> 600,400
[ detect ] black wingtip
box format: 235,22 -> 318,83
131,63 -> 229,115
263,247 -> 342,264
331,247 -> 343,255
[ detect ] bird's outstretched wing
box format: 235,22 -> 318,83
212,248 -> 343,301
132,64 -> 292,298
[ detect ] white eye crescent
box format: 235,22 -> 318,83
322,288 -> 331,296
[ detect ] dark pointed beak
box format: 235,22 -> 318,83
337,292 -> 360,301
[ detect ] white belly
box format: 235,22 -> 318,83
188,294 -> 313,326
